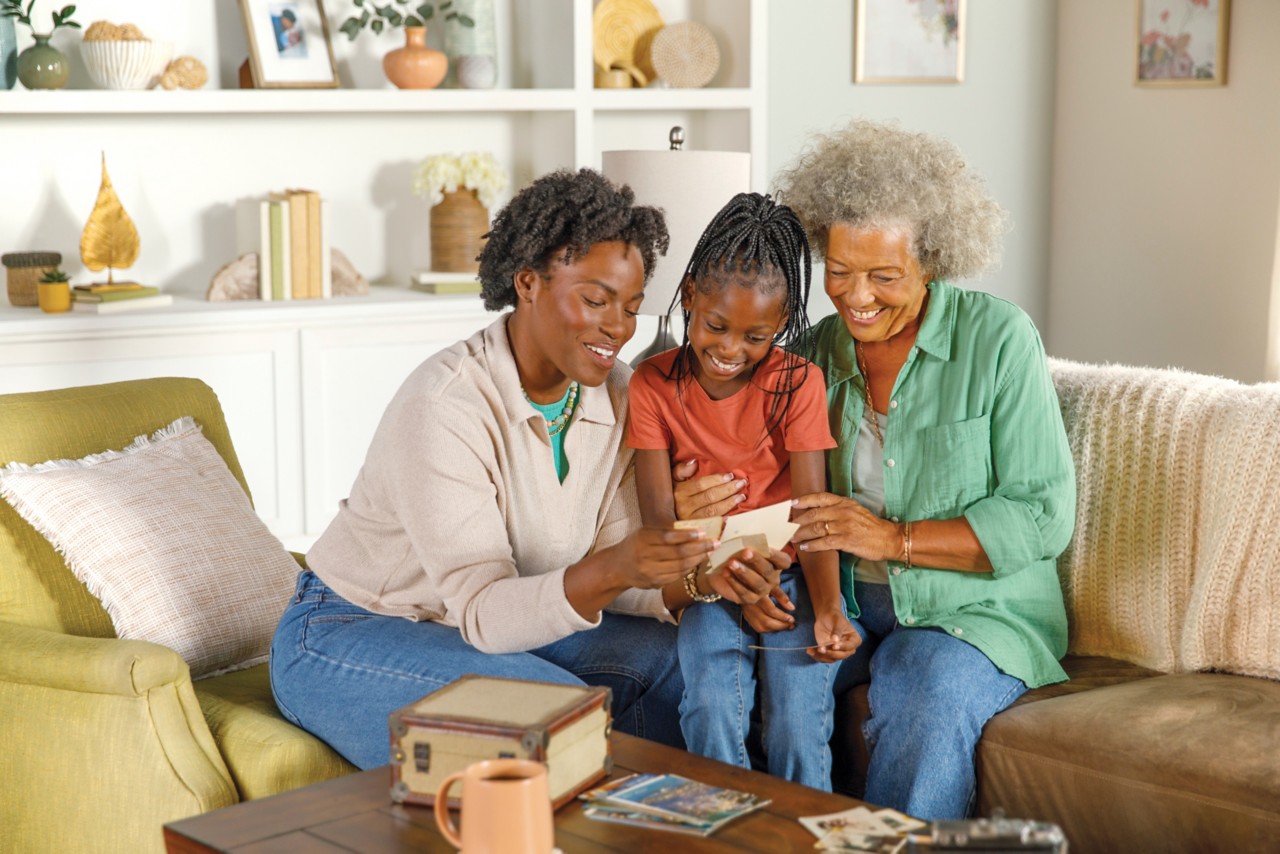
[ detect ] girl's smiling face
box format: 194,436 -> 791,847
681,271 -> 788,401
824,223 -> 930,343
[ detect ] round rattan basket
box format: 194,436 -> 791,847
430,190 -> 488,273
2,251 -> 62,307
650,21 -> 720,89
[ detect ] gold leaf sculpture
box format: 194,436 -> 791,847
81,153 -> 140,284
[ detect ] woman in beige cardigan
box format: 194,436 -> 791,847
270,168 -> 789,769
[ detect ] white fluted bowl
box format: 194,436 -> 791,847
81,40 -> 173,90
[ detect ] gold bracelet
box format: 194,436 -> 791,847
903,520 -> 913,570
683,565 -> 721,603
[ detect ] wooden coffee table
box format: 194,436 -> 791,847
165,732 -> 875,852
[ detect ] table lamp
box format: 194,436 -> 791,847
602,128 -> 750,365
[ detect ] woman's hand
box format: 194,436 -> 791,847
809,609 -> 861,664
671,459 -> 747,521
791,492 -> 900,561
609,527 -> 716,590
704,547 -> 790,605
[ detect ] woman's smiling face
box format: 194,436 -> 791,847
823,222 -> 930,343
515,240 -> 644,395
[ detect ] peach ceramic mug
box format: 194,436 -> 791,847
434,758 -> 554,853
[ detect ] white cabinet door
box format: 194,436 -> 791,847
298,310 -> 493,542
0,328 -> 303,539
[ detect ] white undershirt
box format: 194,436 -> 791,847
852,407 -> 890,584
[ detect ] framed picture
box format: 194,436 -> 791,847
854,0 -> 965,84
1135,0 -> 1230,87
238,0 -> 339,88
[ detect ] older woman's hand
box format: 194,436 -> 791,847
791,492 -> 901,561
705,547 -> 790,605
672,459 -> 747,521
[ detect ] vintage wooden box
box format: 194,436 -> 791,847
388,674 -> 613,809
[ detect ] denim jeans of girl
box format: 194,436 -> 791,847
270,570 -> 686,770
678,571 -> 840,791
834,580 -> 1028,820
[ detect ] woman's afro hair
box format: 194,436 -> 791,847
477,168 -> 670,311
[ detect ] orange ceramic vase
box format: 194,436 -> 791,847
383,26 -> 447,90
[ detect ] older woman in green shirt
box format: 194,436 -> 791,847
675,120 -> 1075,820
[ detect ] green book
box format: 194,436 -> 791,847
72,286 -> 161,303
410,279 -> 482,294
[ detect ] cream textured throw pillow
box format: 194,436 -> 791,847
0,417 -> 299,679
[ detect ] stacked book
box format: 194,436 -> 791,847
72,283 -> 173,314
237,189 -> 331,301
578,772 -> 770,837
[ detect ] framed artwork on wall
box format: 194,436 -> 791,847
853,0 -> 965,84
1136,0 -> 1230,87
238,0 -> 339,88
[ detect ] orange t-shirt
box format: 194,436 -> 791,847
627,347 -> 837,559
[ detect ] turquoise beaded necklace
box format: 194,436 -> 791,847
524,382 -> 579,437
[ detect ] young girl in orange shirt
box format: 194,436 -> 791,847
627,192 -> 860,790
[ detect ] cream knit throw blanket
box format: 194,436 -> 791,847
1049,357 -> 1280,680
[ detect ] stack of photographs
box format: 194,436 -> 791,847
799,805 -> 927,851
579,773 -> 771,837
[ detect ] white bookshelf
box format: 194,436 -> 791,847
0,0 -> 767,548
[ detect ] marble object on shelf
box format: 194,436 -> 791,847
207,253 -> 259,301
332,249 -> 368,296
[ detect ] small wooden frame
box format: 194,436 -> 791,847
1135,0 -> 1230,87
854,0 -> 966,84
238,0 -> 339,89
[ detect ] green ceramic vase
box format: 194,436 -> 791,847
17,33 -> 69,90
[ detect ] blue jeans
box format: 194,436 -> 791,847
834,581 -> 1028,820
678,571 -> 840,791
270,571 -> 686,770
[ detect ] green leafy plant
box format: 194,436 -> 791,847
339,0 -> 474,41
39,268 -> 70,283
0,1 -> 81,36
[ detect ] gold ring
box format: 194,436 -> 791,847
821,521 -> 829,536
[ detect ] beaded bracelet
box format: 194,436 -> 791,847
683,565 -> 721,603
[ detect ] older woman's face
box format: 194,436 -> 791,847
824,223 -> 930,344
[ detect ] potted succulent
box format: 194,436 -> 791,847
412,151 -> 508,272
339,1 -> 473,89
0,0 -> 80,89
37,267 -> 72,313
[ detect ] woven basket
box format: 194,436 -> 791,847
2,251 -> 62,307
430,190 -> 488,273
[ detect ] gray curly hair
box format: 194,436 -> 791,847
772,119 -> 1008,281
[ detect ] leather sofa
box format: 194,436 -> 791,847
0,379 -> 356,854
835,358 -> 1280,853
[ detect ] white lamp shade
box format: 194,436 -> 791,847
602,149 -> 751,317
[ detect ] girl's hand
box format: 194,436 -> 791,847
705,547 -> 790,605
611,527 -> 715,590
741,585 -> 797,633
672,459 -> 747,521
809,610 -> 861,664
791,492 -> 900,562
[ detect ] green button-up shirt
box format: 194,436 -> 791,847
805,281 -> 1075,688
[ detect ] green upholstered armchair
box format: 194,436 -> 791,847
0,378 -> 356,854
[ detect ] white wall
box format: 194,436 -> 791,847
766,0 -> 1059,331
1048,0 -> 1280,381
